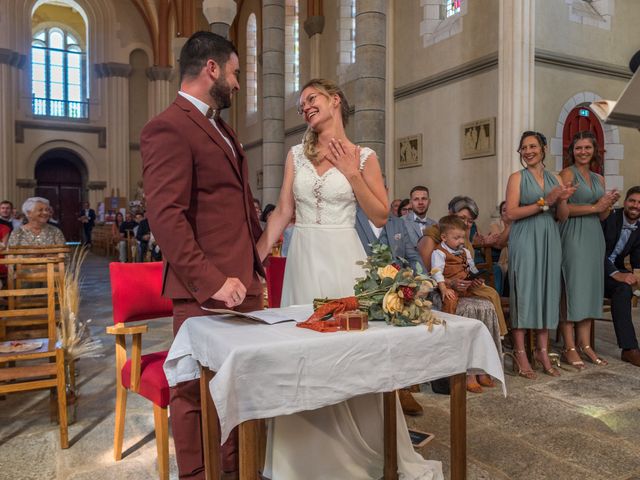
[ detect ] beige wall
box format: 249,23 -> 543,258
394,69 -> 499,231
129,49 -> 149,198
393,0 -> 499,87
536,0 -> 640,67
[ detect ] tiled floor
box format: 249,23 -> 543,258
1,253 -> 640,479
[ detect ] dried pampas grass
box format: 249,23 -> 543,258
57,247 -> 102,360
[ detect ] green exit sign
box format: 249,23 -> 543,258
579,108 -> 590,117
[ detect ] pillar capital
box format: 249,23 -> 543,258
94,62 -> 132,78
202,0 -> 238,27
146,66 -> 173,82
303,15 -> 325,37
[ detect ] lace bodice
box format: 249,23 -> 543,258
291,144 -> 373,226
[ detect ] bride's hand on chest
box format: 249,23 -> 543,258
324,139 -> 361,179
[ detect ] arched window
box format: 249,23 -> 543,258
32,27 -> 87,118
285,0 -> 299,96
337,0 -> 356,82
246,13 -> 258,116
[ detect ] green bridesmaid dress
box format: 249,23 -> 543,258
508,168 -> 562,329
560,165 -> 605,321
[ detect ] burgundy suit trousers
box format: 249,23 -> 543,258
171,291 -> 263,479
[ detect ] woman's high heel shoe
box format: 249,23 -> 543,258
561,347 -> 586,371
512,350 -> 537,380
534,348 -> 561,377
579,345 -> 608,366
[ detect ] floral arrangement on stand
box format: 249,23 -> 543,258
298,244 -> 445,332
57,247 -> 103,401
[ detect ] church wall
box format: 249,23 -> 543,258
394,68 -> 499,232
393,0 -> 499,87
536,0 -> 639,68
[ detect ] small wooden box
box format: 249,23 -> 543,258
335,310 -> 368,331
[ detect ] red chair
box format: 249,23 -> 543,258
106,262 -> 174,480
265,257 -> 287,308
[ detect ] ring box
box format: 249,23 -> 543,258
334,310 -> 368,331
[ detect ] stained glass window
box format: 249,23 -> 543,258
31,27 -> 87,118
446,0 -> 461,18
246,13 -> 258,115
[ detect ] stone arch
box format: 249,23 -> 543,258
551,91 -> 624,191
26,140 -> 98,181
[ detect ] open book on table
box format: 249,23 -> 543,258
200,304 -> 313,325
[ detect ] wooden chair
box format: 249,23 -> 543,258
106,262 -> 174,480
473,245 -> 496,290
0,257 -> 68,448
265,256 -> 286,308
3,246 -> 69,340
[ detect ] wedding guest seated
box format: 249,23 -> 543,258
118,212 -> 137,262
135,211 -> 151,261
602,186 -> 640,367
431,215 -> 505,393
7,197 -> 65,247
397,198 -> 411,217
0,200 -> 14,233
418,195 -> 506,394
390,198 -> 401,216
402,186 -> 436,247
355,204 -> 425,272
110,212 -> 124,254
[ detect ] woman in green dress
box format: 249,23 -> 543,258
559,131 -> 619,369
505,131 -> 575,379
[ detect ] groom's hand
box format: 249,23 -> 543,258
212,277 -> 247,308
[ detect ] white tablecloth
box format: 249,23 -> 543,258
164,307 -> 505,442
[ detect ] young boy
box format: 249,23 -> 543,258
431,215 -> 507,391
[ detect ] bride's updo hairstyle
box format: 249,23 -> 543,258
299,78 -> 350,163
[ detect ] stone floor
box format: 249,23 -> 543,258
1,252 -> 640,479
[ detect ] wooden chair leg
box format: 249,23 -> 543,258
56,349 -> 69,449
114,382 -> 128,460
153,404 -> 169,480
590,319 -> 595,350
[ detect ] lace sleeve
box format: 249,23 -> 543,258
358,147 -> 375,171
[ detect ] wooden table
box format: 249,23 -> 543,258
164,312 -> 504,480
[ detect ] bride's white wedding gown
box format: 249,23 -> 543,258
263,144 -> 443,480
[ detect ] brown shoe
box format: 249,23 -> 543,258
621,348 -> 640,367
398,388 -> 423,416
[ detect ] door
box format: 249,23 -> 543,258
562,106 -> 605,174
35,154 -> 83,242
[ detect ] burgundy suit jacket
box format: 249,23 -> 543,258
140,94 -> 264,304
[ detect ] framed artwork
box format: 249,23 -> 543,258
462,117 -> 496,159
397,134 -> 422,169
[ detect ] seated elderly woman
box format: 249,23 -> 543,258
7,197 -> 66,247
418,195 -> 507,393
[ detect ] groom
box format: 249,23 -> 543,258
141,32 -> 264,479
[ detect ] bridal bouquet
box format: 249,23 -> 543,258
300,244 -> 445,331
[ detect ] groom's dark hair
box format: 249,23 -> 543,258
179,31 -> 238,80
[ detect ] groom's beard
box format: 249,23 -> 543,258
209,77 -> 232,111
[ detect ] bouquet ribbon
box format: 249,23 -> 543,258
296,296 -> 359,332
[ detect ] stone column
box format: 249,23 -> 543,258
303,9 -> 325,78
203,0 -> 238,39
0,49 -> 23,201
354,0 -> 386,170
261,0 -> 286,206
146,66 -> 173,118
96,62 -> 132,200
497,0 -> 535,205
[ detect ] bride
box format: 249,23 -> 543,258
257,79 -> 443,480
